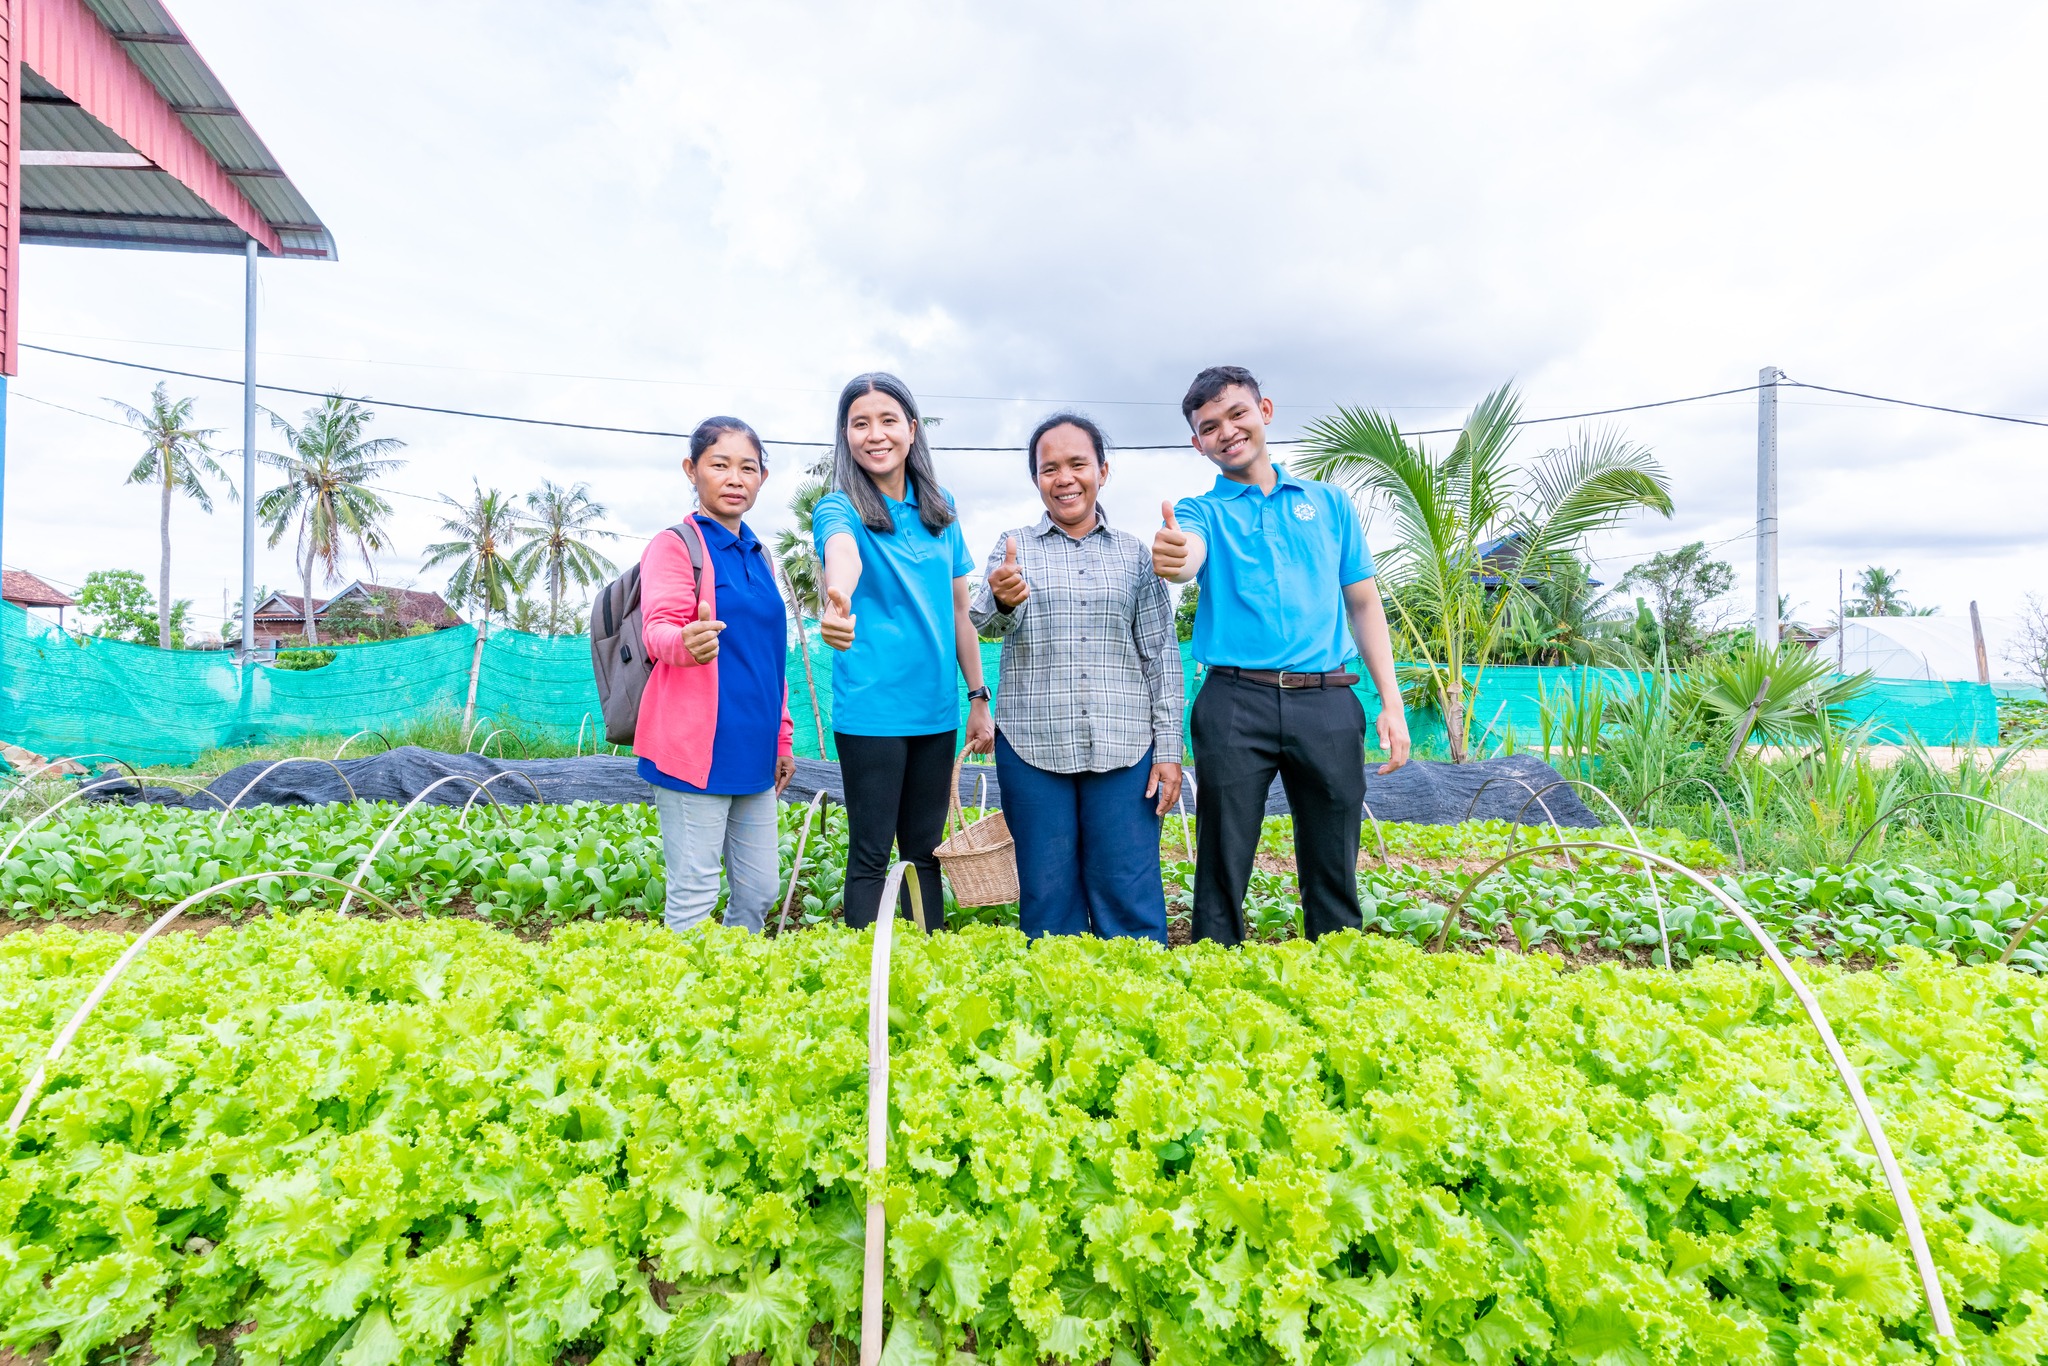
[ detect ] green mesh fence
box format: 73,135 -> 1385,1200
0,603 -> 2000,768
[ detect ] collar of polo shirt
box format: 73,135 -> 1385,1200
1208,463 -> 1307,498
1032,507 -> 1110,538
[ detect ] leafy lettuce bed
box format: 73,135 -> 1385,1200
4,803 -> 2045,973
4,917 -> 2046,1365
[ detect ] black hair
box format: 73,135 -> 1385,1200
1181,365 -> 1262,428
832,372 -> 953,535
1025,411 -> 1109,479
687,416 -> 767,468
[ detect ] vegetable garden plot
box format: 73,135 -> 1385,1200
3,918 -> 2046,1365
3,803 -> 2043,972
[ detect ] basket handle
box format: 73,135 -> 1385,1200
946,750 -> 966,839
948,746 -> 998,839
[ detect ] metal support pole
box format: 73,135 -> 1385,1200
240,238 -> 257,659
1755,365 -> 1780,649
0,373 -> 9,591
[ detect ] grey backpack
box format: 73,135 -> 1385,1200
590,517 -> 706,745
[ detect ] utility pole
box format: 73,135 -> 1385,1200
1969,601 -> 1991,685
1755,365 -> 1781,649
240,238 -> 258,662
1836,569 -> 1845,671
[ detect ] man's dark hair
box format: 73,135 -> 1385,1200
1024,411 -> 1108,479
1181,365 -> 1262,428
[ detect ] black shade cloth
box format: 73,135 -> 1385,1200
105,746 -> 1598,827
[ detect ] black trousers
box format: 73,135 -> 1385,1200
1190,671 -> 1366,945
835,730 -> 954,931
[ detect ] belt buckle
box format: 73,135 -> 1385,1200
1278,671 -> 1308,689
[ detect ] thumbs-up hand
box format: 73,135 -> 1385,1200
821,586 -> 857,651
1152,500 -> 1190,579
681,598 -> 725,664
987,535 -> 1030,611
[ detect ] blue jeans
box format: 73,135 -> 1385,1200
994,732 -> 1167,943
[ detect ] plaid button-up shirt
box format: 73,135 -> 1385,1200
969,511 -> 1183,774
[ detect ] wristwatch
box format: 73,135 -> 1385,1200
967,686 -> 991,703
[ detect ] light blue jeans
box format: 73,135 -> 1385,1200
649,785 -> 779,933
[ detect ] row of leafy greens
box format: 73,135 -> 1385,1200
4,915 -> 2045,1364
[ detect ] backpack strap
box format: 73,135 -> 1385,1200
669,516 -> 707,592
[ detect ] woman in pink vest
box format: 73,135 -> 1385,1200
635,416 -> 796,932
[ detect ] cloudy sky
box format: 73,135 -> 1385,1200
9,0 -> 2046,640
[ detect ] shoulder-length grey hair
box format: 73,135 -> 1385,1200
831,372 -> 954,535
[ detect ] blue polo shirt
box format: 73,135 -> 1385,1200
1174,465 -> 1374,672
813,484 -> 973,736
639,516 -> 786,795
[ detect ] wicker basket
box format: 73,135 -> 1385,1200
934,753 -> 1017,907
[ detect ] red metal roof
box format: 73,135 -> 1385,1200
253,582 -> 459,631
2,568 -> 76,607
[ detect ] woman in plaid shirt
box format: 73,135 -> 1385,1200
969,413 -> 1184,941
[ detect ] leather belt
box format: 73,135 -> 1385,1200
1212,665 -> 1360,689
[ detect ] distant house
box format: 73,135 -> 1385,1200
3,570 -> 76,628
247,582 -> 460,649
1473,532 -> 1603,589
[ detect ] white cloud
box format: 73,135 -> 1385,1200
6,0 -> 2045,636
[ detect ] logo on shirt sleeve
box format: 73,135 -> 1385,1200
1293,501 -> 1317,521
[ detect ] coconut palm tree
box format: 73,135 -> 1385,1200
255,396 -> 405,646
425,482 -> 528,734
112,383 -> 233,648
1847,565 -> 1935,617
424,481 -> 526,626
1297,383 -> 1674,761
508,480 -> 619,636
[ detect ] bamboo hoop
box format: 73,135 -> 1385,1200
457,770 -> 546,820
1833,792 -> 2048,964
5,869 -> 399,1138
1437,839 -> 1953,1337
331,731 -> 392,761
1173,780 -> 1195,865
337,775 -> 503,915
1629,775 -> 1748,872
1504,778 -> 1673,969
775,790 -> 830,935
575,713 -> 592,757
1361,800 -> 1388,866
214,758 -> 359,829
0,755 -> 141,811
1461,774 -> 1575,867
0,777 -> 165,865
860,861 -> 924,1366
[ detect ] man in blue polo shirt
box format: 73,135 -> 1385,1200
1153,365 -> 1410,945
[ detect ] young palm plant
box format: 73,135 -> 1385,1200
1297,383 -> 1674,761
509,480 -> 618,636
773,459 -> 832,757
255,397 -> 405,646
112,383 -> 234,648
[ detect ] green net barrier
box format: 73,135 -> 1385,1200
0,603 -> 2001,767
1329,663 -> 1999,753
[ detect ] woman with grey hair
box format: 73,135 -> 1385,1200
814,372 -> 994,930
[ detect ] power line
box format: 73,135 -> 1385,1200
13,392 -> 133,428
24,341 -> 1775,452
1780,377 -> 2048,430
22,343 -> 715,441
28,329 -> 1495,411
